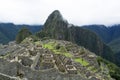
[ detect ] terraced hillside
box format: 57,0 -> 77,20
0,37 -> 114,80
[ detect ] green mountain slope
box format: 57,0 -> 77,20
110,25 -> 120,41
82,25 -> 120,44
108,38 -> 120,53
0,32 -> 9,44
0,23 -> 18,44
82,25 -> 111,43
82,25 -> 120,66
0,23 -> 42,44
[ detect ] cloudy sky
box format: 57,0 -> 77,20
0,0 -> 120,26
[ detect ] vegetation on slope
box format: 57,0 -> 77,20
108,38 -> 120,53
0,32 -> 9,44
83,25 -> 120,67
74,58 -> 89,66
0,23 -> 42,44
82,25 -> 111,43
16,27 -> 32,43
97,57 -> 120,80
42,41 -> 73,58
82,24 -> 120,44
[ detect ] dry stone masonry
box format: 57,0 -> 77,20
0,38 -> 115,80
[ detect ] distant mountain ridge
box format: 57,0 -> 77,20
82,24 -> 120,43
82,25 -> 120,66
37,10 -> 114,62
0,23 -> 42,44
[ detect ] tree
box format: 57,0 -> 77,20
16,27 -> 32,43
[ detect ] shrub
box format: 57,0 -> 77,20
16,27 -> 32,43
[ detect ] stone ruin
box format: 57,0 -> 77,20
54,54 -> 66,72
66,65 -> 77,74
18,56 -> 33,67
41,54 -> 55,69
53,54 -> 78,74
0,39 -> 115,80
28,47 -> 37,56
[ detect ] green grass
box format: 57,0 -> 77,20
74,58 -> 89,66
42,41 -> 73,58
41,41 -> 89,66
44,42 -> 54,50
64,52 -> 72,57
88,66 -> 98,73
35,41 -> 40,45
53,50 -> 60,54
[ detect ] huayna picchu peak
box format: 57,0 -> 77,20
44,10 -> 67,29
46,10 -> 64,22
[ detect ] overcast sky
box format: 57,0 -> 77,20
0,0 -> 120,26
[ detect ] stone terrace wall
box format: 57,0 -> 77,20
0,58 -> 87,80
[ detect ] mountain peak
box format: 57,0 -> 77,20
50,10 -> 63,19
52,10 -> 61,15
42,10 -> 68,39
45,10 -> 64,23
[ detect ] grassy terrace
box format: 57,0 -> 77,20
36,41 -> 89,66
42,41 -> 73,58
74,58 -> 89,66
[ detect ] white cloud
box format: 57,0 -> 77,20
0,0 -> 120,26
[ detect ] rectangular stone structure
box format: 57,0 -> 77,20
66,65 -> 77,74
41,54 -> 54,69
41,59 -> 54,69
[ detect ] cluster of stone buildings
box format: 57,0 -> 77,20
0,39 -> 114,80
5,41 -> 78,75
